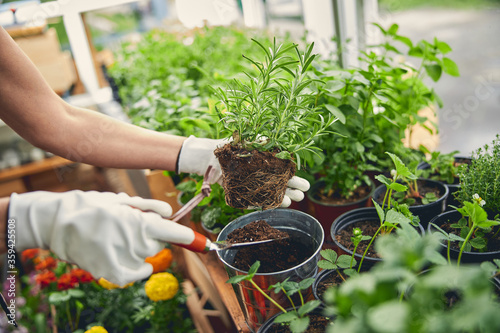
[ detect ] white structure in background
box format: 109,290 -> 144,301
5,0 -> 140,106
241,0 -> 266,28
301,0 -> 380,68
175,0 -> 241,28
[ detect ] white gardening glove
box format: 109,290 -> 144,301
177,135 -> 228,184
9,190 -> 198,287
177,135 -> 310,208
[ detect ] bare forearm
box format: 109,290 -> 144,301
0,26 -> 186,171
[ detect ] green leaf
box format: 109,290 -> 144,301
337,255 -> 353,268
470,237 -> 486,249
48,292 -> 71,304
394,35 -> 412,48
325,104 -> 346,124
226,275 -> 249,284
388,182 -> 408,192
476,219 -> 500,229
290,317 -> 310,333
386,152 -> 415,179
274,312 -> 298,323
320,249 -> 338,263
385,209 -> 411,226
276,151 -> 291,159
424,64 -> 442,82
373,200 -> 385,224
368,301 -> 409,333
387,24 -> 399,36
299,278 -> 315,290
298,300 -> 321,317
442,57 -> 460,77
325,80 -> 346,91
68,289 -> 85,298
375,174 -> 392,187
317,260 -> 337,270
248,261 -> 260,275
435,39 -> 452,54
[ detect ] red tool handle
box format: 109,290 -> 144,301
173,229 -> 210,253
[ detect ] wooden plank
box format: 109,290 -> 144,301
198,251 -> 251,333
0,156 -> 75,183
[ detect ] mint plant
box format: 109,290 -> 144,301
419,147 -> 462,184
227,261 -> 322,333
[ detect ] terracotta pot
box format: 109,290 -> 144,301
216,209 -> 324,332
307,180 -> 375,244
427,210 -> 500,264
372,178 -> 449,228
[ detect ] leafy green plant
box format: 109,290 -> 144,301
324,222 -> 500,333
176,177 -> 251,232
317,249 -> 356,282
213,38 -> 337,169
227,261 -> 323,333
418,147 -> 462,184
450,200 -> 500,265
455,134 -> 500,214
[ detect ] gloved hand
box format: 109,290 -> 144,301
10,190 -> 200,286
177,135 -> 310,208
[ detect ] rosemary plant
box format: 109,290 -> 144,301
213,38 -> 337,169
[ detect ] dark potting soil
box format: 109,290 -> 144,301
316,271 -> 345,301
265,314 -> 331,333
214,143 -> 295,209
374,179 -> 444,206
440,222 -> 500,252
227,220 -> 313,273
313,183 -> 372,205
335,220 -> 381,258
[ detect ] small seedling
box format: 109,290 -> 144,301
227,261 -> 322,333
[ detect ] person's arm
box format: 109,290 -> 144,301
0,26 -> 184,171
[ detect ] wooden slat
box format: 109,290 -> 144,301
0,156 -> 75,183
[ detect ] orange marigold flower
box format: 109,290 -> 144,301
35,271 -> 56,288
21,249 -> 40,262
34,256 -> 57,271
145,248 -> 173,274
57,273 -> 79,290
71,269 -> 94,283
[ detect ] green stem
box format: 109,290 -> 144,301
249,280 -> 287,313
351,242 -> 360,268
358,226 -> 382,272
281,287 -> 296,311
447,239 -> 451,265
66,302 -> 73,331
458,225 -> 476,267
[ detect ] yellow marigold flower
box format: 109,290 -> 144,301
145,272 -> 179,301
97,278 -> 134,290
84,326 -> 108,333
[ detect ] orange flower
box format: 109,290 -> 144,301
34,256 -> 57,271
35,271 -> 56,288
145,248 -> 173,274
21,249 -> 40,262
57,273 -> 79,290
71,268 -> 94,283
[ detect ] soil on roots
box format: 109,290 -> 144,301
214,144 -> 295,210
226,220 -> 312,273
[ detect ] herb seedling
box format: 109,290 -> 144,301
419,147 -> 463,184
449,200 -> 500,266
227,261 -> 322,333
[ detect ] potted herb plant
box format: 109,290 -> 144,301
417,147 -> 472,209
323,223 -> 500,333
216,209 -> 324,332
428,198 -> 500,264
227,261 -> 331,333
372,152 -> 449,227
212,39 -> 336,209
331,154 -> 426,270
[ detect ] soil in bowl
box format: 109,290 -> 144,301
214,144 -> 295,210
226,220 -> 313,273
313,183 -> 373,206
315,271 -> 345,301
335,220 -> 381,258
263,313 -> 331,333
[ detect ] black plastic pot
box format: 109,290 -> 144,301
331,207 -> 425,269
372,178 -> 449,228
427,210 -> 500,264
257,306 -> 332,332
417,156 -> 472,210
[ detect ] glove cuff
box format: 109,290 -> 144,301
9,192 -> 53,251
177,135 -> 219,176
